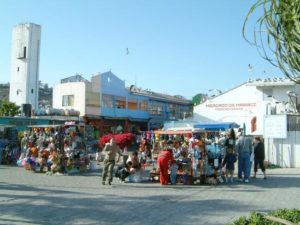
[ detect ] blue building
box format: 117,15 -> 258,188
53,72 -> 193,135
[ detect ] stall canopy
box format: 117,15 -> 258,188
193,122 -> 240,131
154,128 -> 204,135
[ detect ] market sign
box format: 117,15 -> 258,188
205,102 -> 256,111
264,114 -> 287,139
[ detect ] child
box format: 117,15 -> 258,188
222,148 -> 237,183
115,161 -> 133,182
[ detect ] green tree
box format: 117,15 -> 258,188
243,0 -> 300,84
0,100 -> 20,117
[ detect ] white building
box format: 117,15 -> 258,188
9,23 -> 41,110
52,74 -> 100,117
194,77 -> 300,167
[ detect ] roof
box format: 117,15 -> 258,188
247,78 -> 295,87
0,124 -> 16,128
60,74 -> 90,84
205,77 -> 295,102
128,85 -> 192,104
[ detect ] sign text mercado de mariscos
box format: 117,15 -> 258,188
205,102 -> 257,111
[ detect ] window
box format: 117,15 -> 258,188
179,106 -> 192,119
263,88 -> 273,100
17,67 -> 19,72
62,95 -> 74,106
116,96 -> 126,109
31,89 -> 34,94
128,98 -> 138,110
139,100 -> 148,111
168,103 -> 177,117
86,92 -> 100,107
23,46 -> 27,58
102,94 -> 114,108
150,101 -> 163,115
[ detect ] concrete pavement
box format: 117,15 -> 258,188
0,165 -> 299,225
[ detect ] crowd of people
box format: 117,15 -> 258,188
10,125 -> 267,186
99,128 -> 267,186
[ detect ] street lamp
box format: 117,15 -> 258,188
208,89 -> 222,98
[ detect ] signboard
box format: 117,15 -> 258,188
264,114 -> 287,139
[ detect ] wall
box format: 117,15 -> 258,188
194,83 -> 261,135
53,82 -> 86,116
265,131 -> 300,168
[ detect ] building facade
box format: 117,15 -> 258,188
9,23 -> 41,110
194,77 -> 300,167
53,72 -> 193,134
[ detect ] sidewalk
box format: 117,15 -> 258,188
0,165 -> 299,225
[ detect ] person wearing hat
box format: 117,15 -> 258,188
157,140 -> 175,185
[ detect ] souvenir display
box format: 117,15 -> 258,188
17,124 -> 97,175
0,125 -> 19,165
148,129 -> 226,185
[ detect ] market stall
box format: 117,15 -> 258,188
147,130 -> 199,184
148,128 -> 228,185
17,123 -> 97,174
0,124 -> 19,165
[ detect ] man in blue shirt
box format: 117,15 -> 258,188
235,134 -> 252,183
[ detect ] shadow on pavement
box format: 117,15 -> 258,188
0,182 -> 250,225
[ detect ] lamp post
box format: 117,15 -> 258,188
208,89 -> 222,99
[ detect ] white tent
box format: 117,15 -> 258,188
163,113 -> 218,131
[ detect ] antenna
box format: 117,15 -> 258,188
134,74 -> 137,86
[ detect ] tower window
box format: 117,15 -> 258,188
31,89 -> 34,93
17,67 -> 19,72
23,46 -> 27,58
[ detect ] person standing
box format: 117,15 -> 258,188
253,136 -> 267,179
157,141 -> 175,185
222,148 -> 237,183
235,133 -> 252,183
102,137 -> 122,185
224,128 -> 236,155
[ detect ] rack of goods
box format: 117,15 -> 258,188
0,125 -> 20,165
17,123 -> 97,175
149,129 -> 226,185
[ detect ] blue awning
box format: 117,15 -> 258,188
193,122 -> 240,131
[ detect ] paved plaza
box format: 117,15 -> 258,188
0,165 -> 299,225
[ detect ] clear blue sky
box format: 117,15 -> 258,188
0,0 -> 283,99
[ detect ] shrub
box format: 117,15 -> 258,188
229,208 -> 300,225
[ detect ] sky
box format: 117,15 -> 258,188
0,0 -> 283,99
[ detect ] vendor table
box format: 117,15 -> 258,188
149,169 -> 193,184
